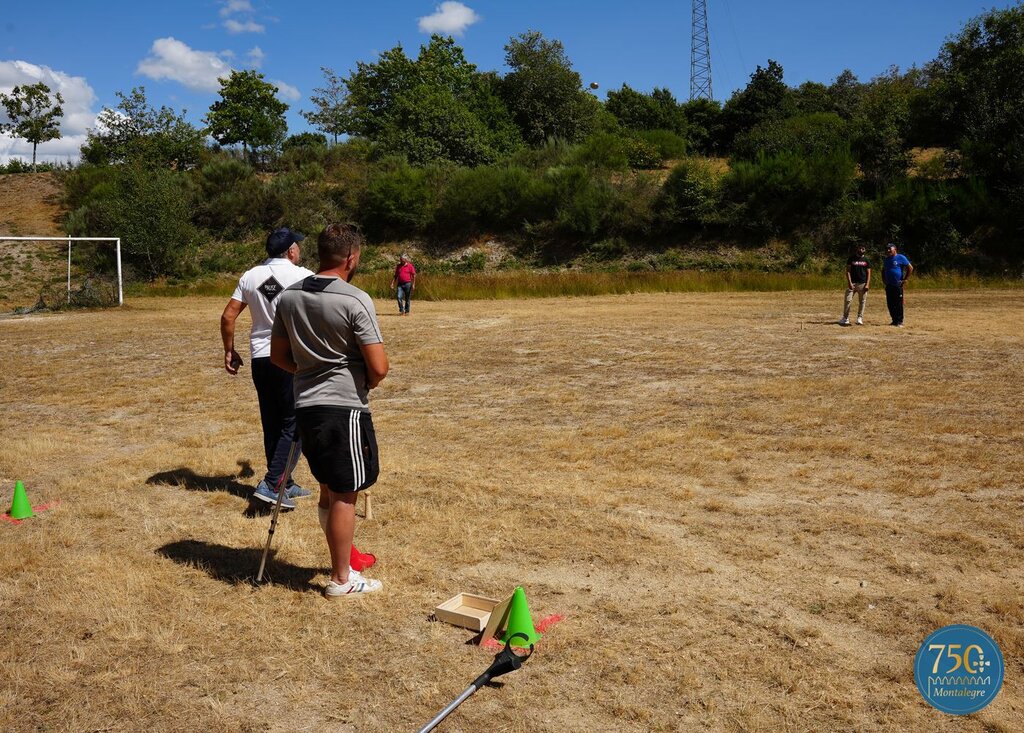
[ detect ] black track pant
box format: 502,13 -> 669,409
885,283 -> 904,325
251,357 -> 299,487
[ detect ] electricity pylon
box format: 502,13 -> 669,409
690,0 -> 713,101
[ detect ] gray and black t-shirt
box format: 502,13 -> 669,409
272,275 -> 383,410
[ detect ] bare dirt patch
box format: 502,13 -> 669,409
0,290 -> 1021,732
0,172 -> 68,309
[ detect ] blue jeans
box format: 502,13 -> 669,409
396,282 -> 412,313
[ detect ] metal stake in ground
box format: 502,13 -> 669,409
255,441 -> 300,583
416,635 -> 533,733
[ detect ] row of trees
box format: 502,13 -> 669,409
39,5 -> 1024,277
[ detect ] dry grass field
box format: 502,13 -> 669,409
1,289 -> 1022,732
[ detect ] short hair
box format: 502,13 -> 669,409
317,223 -> 363,268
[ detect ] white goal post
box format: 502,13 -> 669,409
0,236 -> 123,306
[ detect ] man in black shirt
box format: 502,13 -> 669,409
839,244 -> 871,326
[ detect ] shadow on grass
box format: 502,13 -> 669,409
146,460 -> 255,499
157,539 -> 321,592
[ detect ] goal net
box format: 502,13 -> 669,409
0,236 -> 123,313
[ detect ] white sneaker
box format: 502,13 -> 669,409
838,319 -> 850,326
856,317 -> 863,326
325,569 -> 382,598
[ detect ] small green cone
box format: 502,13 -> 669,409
10,481 -> 34,520
500,586 -> 541,648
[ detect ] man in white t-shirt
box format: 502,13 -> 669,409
220,227 -> 316,507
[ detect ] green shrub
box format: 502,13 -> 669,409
359,162 -> 441,239
65,165 -> 200,278
656,158 -> 720,228
570,132 -> 631,170
588,237 -> 630,260
732,113 -> 850,161
635,129 -> 688,161
626,137 -> 663,169
454,250 -> 488,273
434,165 -> 553,234
720,149 -> 856,234
547,165 -> 615,237
194,157 -> 268,237
265,164 -> 333,235
607,174 -> 659,236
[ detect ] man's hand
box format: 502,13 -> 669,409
225,349 -> 243,375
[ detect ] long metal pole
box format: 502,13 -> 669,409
255,441 -> 301,583
66,235 -> 71,304
116,238 -> 123,306
416,685 -> 477,733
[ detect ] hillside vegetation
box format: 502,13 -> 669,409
5,4 -> 1024,292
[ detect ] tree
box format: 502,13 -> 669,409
605,85 -> 687,134
0,82 -> 64,170
82,87 -> 205,168
501,30 -> 599,145
718,60 -> 790,150
301,67 -> 349,145
205,70 -> 288,166
342,35 -> 519,166
932,4 -> 1024,188
852,69 -> 913,191
680,98 -> 722,154
827,70 -> 863,120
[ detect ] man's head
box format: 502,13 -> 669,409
852,244 -> 866,256
318,222 -> 363,280
886,243 -> 898,256
266,227 -> 305,261
399,253 -> 410,264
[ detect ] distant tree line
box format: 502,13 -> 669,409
45,4 -> 1024,279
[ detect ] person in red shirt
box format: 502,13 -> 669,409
390,253 -> 416,315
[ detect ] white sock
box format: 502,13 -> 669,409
318,506 -> 328,532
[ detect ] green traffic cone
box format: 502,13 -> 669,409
10,480 -> 34,520
500,586 -> 541,648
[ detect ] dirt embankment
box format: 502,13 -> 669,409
0,173 -> 69,310
0,172 -> 65,237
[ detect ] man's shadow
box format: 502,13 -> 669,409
146,460 -> 255,499
156,539 -> 321,591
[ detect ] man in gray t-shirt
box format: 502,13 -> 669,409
271,223 -> 389,598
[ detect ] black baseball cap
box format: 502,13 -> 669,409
266,227 -> 305,256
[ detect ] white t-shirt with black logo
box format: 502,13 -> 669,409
231,258 -> 315,358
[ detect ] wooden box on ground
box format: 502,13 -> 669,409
434,593 -> 500,632
433,592 -> 514,643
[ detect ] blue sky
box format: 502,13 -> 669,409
0,0 -> 1014,161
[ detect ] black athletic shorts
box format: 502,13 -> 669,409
295,406 -> 379,493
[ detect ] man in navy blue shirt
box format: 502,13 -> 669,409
882,243 -> 913,327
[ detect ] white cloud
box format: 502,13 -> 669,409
246,46 -> 265,68
0,60 -> 98,163
271,79 -> 300,102
220,0 -> 263,34
418,2 -> 480,35
220,0 -> 253,17
136,37 -> 231,93
224,18 -> 265,34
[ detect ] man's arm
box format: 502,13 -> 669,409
359,342 -> 389,389
865,266 -> 871,290
846,263 -> 854,289
903,261 -> 914,282
220,299 -> 247,374
270,333 -> 297,374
